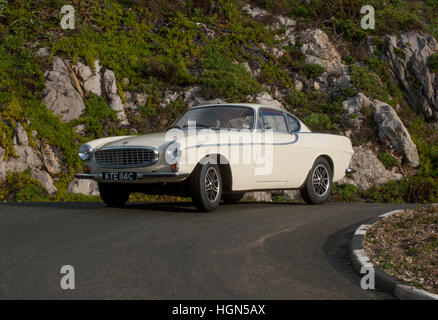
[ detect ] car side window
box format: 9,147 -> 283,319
286,114 -> 300,132
257,109 -> 288,132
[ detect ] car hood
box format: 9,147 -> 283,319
98,132 -> 170,149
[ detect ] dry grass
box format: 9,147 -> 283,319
364,206 -> 438,294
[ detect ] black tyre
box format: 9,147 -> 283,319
221,192 -> 244,203
300,157 -> 332,205
98,183 -> 130,207
191,163 -> 222,212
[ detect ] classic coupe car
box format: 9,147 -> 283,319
75,104 -> 355,211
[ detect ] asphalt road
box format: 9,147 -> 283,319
0,201 -> 417,299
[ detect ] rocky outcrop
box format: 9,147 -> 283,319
39,144 -> 62,176
124,91 -> 147,110
373,100 -> 420,167
298,29 -> 351,95
101,69 -> 129,125
254,92 -> 285,110
43,57 -> 85,122
184,86 -> 225,108
67,178 -> 99,197
75,60 -> 102,96
43,56 -> 130,125
299,29 -> 345,75
340,145 -> 403,190
0,123 -> 58,194
382,32 -> 438,121
31,170 -> 57,195
342,92 -> 372,138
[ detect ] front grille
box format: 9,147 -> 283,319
94,147 -> 158,168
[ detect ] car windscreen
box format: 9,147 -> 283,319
172,106 -> 255,130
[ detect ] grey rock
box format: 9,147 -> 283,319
339,145 -> 403,190
35,47 -> 49,57
300,29 -> 344,75
184,86 -> 225,108
74,124 -> 86,135
160,90 -> 179,109
67,178 -> 99,196
40,144 -> 62,175
43,57 -> 85,121
243,192 -> 272,202
31,169 -> 57,194
102,69 -> 129,125
373,100 -> 420,167
254,92 -> 286,111
5,145 -> 43,174
14,123 -> 29,146
382,32 -> 438,121
0,146 -> 5,180
343,92 -> 372,116
76,60 -> 102,96
124,91 -> 148,110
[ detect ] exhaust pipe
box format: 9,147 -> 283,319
346,168 -> 357,174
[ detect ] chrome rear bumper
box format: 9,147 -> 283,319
74,172 -> 190,183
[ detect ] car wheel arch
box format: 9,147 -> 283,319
299,155 -> 334,189
190,154 -> 233,192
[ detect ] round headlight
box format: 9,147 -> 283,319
79,144 -> 93,161
165,141 -> 182,164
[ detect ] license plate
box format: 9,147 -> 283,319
102,172 -> 136,181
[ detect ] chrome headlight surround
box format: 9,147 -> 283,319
164,141 -> 182,165
79,144 -> 93,161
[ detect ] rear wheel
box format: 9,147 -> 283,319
191,163 -> 222,212
98,183 -> 130,207
221,192 -> 244,203
300,157 -> 332,205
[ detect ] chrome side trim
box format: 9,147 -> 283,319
185,133 -> 299,149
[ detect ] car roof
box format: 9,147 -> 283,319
191,103 -> 285,112
188,103 -> 312,132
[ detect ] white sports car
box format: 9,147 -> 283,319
75,103 -> 355,211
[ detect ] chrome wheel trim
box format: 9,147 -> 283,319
311,164 -> 330,197
204,167 -> 220,203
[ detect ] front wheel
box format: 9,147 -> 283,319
300,157 -> 332,205
191,163 -> 222,212
98,183 -> 130,207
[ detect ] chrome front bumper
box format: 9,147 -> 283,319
74,172 -> 190,183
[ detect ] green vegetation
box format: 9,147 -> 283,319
0,170 -> 47,202
330,183 -> 363,202
73,94 -> 122,140
350,64 -> 397,106
428,54 -> 438,73
200,43 -> 262,100
300,64 -> 325,79
378,152 -> 399,169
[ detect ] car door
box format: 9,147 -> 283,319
254,109 -> 298,184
